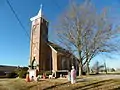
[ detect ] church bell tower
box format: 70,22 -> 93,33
29,5 -> 49,72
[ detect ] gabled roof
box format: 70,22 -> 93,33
48,41 -> 79,60
48,41 -> 69,54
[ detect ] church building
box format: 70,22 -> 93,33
28,6 -> 77,77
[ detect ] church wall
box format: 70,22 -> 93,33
47,46 -> 52,71
57,54 -> 72,71
66,57 -> 71,71
51,47 -> 58,72
29,25 -> 33,65
40,40 -> 48,71
38,17 -> 49,71
29,16 -> 49,72
30,18 -> 41,70
57,55 -> 61,70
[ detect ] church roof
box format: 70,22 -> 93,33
48,41 -> 79,61
48,41 -> 69,54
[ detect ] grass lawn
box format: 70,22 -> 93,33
0,75 -> 120,90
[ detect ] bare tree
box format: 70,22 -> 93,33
55,1 -> 120,76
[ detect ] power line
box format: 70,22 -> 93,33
6,0 -> 30,40
6,0 -> 51,57
6,0 -> 41,57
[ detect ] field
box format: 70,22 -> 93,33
0,75 -> 120,90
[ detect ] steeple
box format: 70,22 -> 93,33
30,4 -> 43,21
37,4 -> 43,17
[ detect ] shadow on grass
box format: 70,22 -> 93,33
79,81 -> 116,90
25,84 -> 39,90
43,78 -> 92,90
43,79 -> 113,90
73,79 -> 113,90
43,81 -> 70,90
24,80 -> 45,90
24,79 -> 119,90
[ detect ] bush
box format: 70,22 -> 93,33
18,70 -> 27,78
14,67 -> 28,78
111,68 -> 115,72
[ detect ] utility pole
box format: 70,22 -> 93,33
104,59 -> 107,74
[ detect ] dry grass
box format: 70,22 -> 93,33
0,75 -> 120,90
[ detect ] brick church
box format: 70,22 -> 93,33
28,6 -> 77,76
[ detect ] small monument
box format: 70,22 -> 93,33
71,66 -> 76,84
28,57 -> 38,81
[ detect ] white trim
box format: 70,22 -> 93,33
30,4 -> 43,21
30,15 -> 41,21
49,45 -> 57,53
38,4 -> 42,17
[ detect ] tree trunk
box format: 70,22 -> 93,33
79,63 -> 83,76
86,62 -> 90,75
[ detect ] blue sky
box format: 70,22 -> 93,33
0,0 -> 120,68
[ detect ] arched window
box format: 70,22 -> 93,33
62,57 -> 67,70
31,57 -> 37,69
